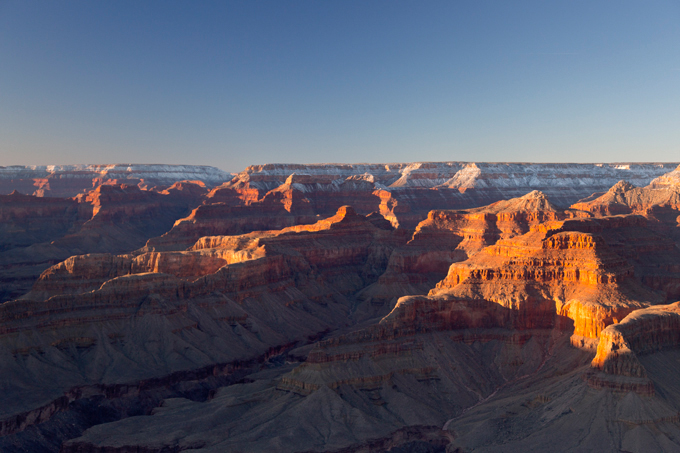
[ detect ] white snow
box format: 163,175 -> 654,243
0,164 -> 232,186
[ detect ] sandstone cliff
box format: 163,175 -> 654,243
589,302 -> 680,394
358,191 -> 573,314
0,164 -> 230,197
381,216 -> 666,348
0,206 -> 405,431
0,182 -> 207,303
4,170 -> 680,453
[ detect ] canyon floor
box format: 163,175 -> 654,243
1,162 -> 680,452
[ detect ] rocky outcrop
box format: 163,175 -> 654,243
219,162 -> 679,229
0,191 -> 80,253
0,181 -> 207,301
412,190 -> 579,256
590,302 -> 680,391
5,165 -> 680,453
236,162 -> 677,194
359,191 -> 573,311
378,216 -> 665,348
0,207 -> 405,430
572,179 -> 680,218
0,183 -> 208,302
571,178 -> 680,299
60,327 -> 563,453
649,164 -> 680,189
0,164 -> 230,197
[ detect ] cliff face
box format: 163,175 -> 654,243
572,179 -> 680,218
236,162 -> 677,193
570,174 -> 680,299
0,191 -> 80,253
358,191 -> 572,313
0,206 -> 405,428
228,162 -> 678,229
379,216 -> 666,347
3,162 -> 677,303
0,164 -> 231,197
412,190 -> 580,255
0,183 -> 207,302
588,302 -> 680,395
5,164 -> 680,452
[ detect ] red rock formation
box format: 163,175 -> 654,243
649,164 -> 680,189
0,206 -> 407,430
589,302 -> 680,395
361,192 -> 589,316
211,162 -> 680,230
144,174 -> 390,252
571,178 -> 680,300
0,191 -> 80,252
377,217 -> 664,348
572,179 -> 680,217
5,165 -> 680,452
0,183 -> 208,302
413,190 -> 581,255
592,302 -> 680,376
0,164 -> 230,197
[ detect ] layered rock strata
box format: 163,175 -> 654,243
571,175 -> 680,299
358,191 -> 575,311
61,329 -> 568,453
384,217 -> 664,348
145,162 -> 679,241
572,178 -> 680,219
0,206 -> 404,430
0,191 -> 80,253
4,169 -> 680,452
589,302 -> 680,394
0,183 -> 207,302
237,162 -> 677,194
0,164 -> 231,197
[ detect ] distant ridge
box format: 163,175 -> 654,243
0,163 -> 233,197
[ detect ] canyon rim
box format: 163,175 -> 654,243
0,161 -> 680,452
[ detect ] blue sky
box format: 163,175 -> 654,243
1,1 -> 679,172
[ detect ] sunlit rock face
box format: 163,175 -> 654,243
0,164 -> 231,197
588,302 -> 680,395
416,217 -> 663,345
4,164 -> 680,452
232,162 -> 678,228
0,182 -> 208,303
361,190 -> 579,311
570,171 -> 680,299
0,206 -> 408,434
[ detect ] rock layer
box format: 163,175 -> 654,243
590,302 -> 680,394
0,164 -> 231,197
383,216 -> 665,347
0,206 -> 405,429
0,183 -> 207,302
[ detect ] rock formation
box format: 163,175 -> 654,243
0,164 -> 231,197
0,206 -> 407,440
230,162 -> 679,229
3,164 -> 680,452
396,216 -> 661,346
358,190 -> 577,314
0,183 -> 207,302
589,302 -> 680,394
571,173 -> 680,299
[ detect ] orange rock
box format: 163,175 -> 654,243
592,302 -> 680,375
377,216 -> 665,346
588,302 -> 680,394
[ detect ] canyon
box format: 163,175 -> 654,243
1,162 -> 680,452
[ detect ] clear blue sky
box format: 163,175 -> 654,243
1,1 -> 679,172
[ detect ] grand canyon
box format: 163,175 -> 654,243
2,161 -> 680,452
